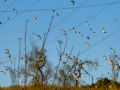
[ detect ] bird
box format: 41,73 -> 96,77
59,29 -> 62,31
86,36 -> 89,40
20,57 -> 23,60
13,8 -> 17,14
0,61 -> 2,64
0,22 -> 2,24
86,42 -> 89,47
103,55 -> 107,60
61,29 -> 66,32
41,10 -> 44,13
114,19 -> 117,21
100,66 -> 102,68
115,55 -> 119,59
32,33 -> 35,35
36,34 -> 41,40
4,0 -> 6,3
63,53 -> 66,58
5,69 -> 8,71
60,7 -> 63,9
10,61 -> 13,64
8,53 -> 11,60
110,47 -> 116,53
57,40 -> 63,44
79,32 -> 83,36
4,49 -> 9,54
71,0 -> 75,5
33,16 -> 37,20
53,10 -> 59,16
20,27 -> 23,29
90,28 -> 95,33
64,33 -> 67,37
97,59 -> 99,61
18,38 -> 24,40
66,53 -> 69,58
102,28 -> 106,33
86,21 -> 89,25
69,29 -> 71,31
87,64 -> 89,66
6,17 -> 9,19
92,18 -> 95,19
73,27 -> 77,33
102,38 -> 104,40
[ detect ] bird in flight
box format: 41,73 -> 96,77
102,38 -> 104,40
102,28 -> 106,33
36,34 -> 41,40
73,27 -> 77,33
4,0 -> 6,3
6,17 -> 9,19
86,42 -> 89,47
71,0 -> 75,5
86,36 -> 89,40
110,47 -> 116,53
53,10 -> 59,16
32,33 -> 35,35
90,28 -> 95,33
103,55 -> 107,60
33,16 -> 37,20
79,32 -> 83,36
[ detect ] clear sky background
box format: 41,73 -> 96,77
0,0 -> 120,87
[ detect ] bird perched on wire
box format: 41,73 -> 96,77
60,7 -> 63,9
102,28 -> 106,33
103,55 -> 107,60
90,28 -> 95,33
41,10 -> 44,13
36,34 -> 41,40
8,53 -> 11,60
53,10 -> 59,16
92,18 -> 95,19
33,16 -> 37,20
66,53 -> 70,58
110,47 -> 116,53
71,0 -> 75,5
73,27 -> 77,33
0,22 -> 2,24
86,21 -> 89,25
86,42 -> 89,47
18,38 -> 24,40
79,32 -> 83,36
86,36 -> 89,40
4,0 -> 6,3
6,17 -> 9,19
63,53 -> 66,58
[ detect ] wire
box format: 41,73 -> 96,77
0,0 -> 41,26
0,0 -> 17,15
0,2 -> 119,12
0,0 -> 118,66
0,0 -> 87,66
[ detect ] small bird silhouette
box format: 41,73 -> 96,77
13,8 -> 17,14
92,18 -> 95,19
4,0 -> 6,3
71,0 -> 75,5
41,10 -> 44,13
86,42 -> 89,47
20,27 -> 23,30
62,29 -> 66,32
32,33 -> 35,35
36,34 -> 41,40
33,16 -> 37,20
0,22 -> 2,24
103,55 -> 107,60
90,28 -> 95,33
86,21 -> 89,25
57,40 -> 63,44
79,32 -> 83,36
64,33 -> 67,37
110,47 -> 116,53
102,28 -> 106,33
86,36 -> 89,40
102,38 -> 104,40
73,27 -> 77,33
18,38 -> 24,40
60,7 -> 63,9
6,17 -> 9,19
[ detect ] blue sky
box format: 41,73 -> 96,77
0,0 -> 120,87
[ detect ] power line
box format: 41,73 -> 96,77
0,2 -> 119,12
0,0 -> 87,66
0,0 -> 118,66
0,0 -> 17,15
0,0 -> 41,26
